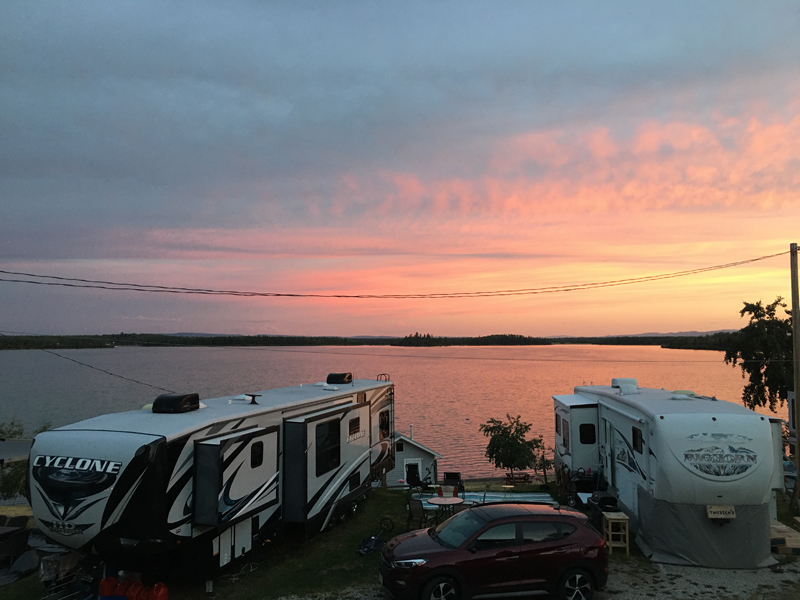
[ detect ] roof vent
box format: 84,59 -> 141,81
611,378 -> 639,395
153,393 -> 200,414
327,372 -> 353,385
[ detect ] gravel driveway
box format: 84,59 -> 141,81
275,555 -> 800,600
597,554 -> 800,600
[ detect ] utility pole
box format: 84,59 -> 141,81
791,243 -> 800,513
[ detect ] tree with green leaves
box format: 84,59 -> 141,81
479,414 -> 541,478
0,418 -> 50,501
723,297 -> 793,412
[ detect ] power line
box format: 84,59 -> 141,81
0,333 -> 175,393
0,251 -> 787,300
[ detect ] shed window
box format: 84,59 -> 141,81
251,441 -> 263,468
579,424 -> 596,445
562,419 -> 570,454
349,417 -> 360,436
395,441 -> 404,453
316,419 -> 340,477
555,414 -> 561,435
632,426 -> 643,454
379,410 -> 390,440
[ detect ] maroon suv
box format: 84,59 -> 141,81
380,502 -> 607,600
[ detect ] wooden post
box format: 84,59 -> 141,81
791,243 -> 800,513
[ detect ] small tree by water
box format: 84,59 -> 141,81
723,297 -> 793,413
0,418 -> 50,501
480,414 -> 545,479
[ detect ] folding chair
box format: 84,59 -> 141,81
407,497 -> 438,529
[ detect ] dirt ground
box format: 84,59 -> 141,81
596,553 -> 800,600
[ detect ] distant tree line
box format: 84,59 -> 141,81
392,333 -> 551,346
553,333 -> 734,351
0,331 -> 737,351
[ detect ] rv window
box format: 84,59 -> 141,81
579,424 -> 596,445
316,419 -> 341,477
379,410 -> 390,440
349,417 -> 360,436
562,419 -> 570,454
632,426 -> 643,454
251,441 -> 264,468
396,441 -> 404,452
555,414 -> 561,435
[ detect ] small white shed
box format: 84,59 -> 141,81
386,433 -> 442,487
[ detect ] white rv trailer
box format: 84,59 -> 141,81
27,373 -> 394,571
553,378 -> 783,568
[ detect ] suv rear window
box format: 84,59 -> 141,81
555,522 -> 577,537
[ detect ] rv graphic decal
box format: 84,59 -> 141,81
38,519 -> 93,537
683,433 -> 757,477
31,457 -> 122,538
220,470 -> 279,522
613,429 -> 646,479
32,455 -> 123,474
347,430 -> 366,443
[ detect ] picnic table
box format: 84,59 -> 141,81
504,472 -> 531,485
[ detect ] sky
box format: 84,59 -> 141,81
1,1 -> 799,337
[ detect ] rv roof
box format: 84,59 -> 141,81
56,378 -> 390,441
572,384 -> 758,419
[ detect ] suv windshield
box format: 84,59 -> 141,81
433,510 -> 488,548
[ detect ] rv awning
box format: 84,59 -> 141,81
553,394 -> 598,409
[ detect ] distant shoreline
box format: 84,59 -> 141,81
0,332 -> 733,351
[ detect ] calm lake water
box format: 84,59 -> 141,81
0,345 -> 787,478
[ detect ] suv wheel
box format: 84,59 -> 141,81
420,575 -> 459,600
558,568 -> 594,600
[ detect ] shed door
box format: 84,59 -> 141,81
404,459 -> 423,483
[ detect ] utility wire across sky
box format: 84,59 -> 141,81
0,251 -> 787,300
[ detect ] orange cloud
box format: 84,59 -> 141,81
341,109 -> 800,222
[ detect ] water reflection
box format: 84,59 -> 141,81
0,344 -> 785,478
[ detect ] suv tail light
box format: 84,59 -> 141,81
590,536 -> 607,552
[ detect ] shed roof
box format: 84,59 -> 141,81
395,433 -> 443,459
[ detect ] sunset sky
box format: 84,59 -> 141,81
2,1 -> 799,337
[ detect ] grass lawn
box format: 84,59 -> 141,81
170,488 -> 409,600
6,483 -> 799,600
2,488 -> 409,600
